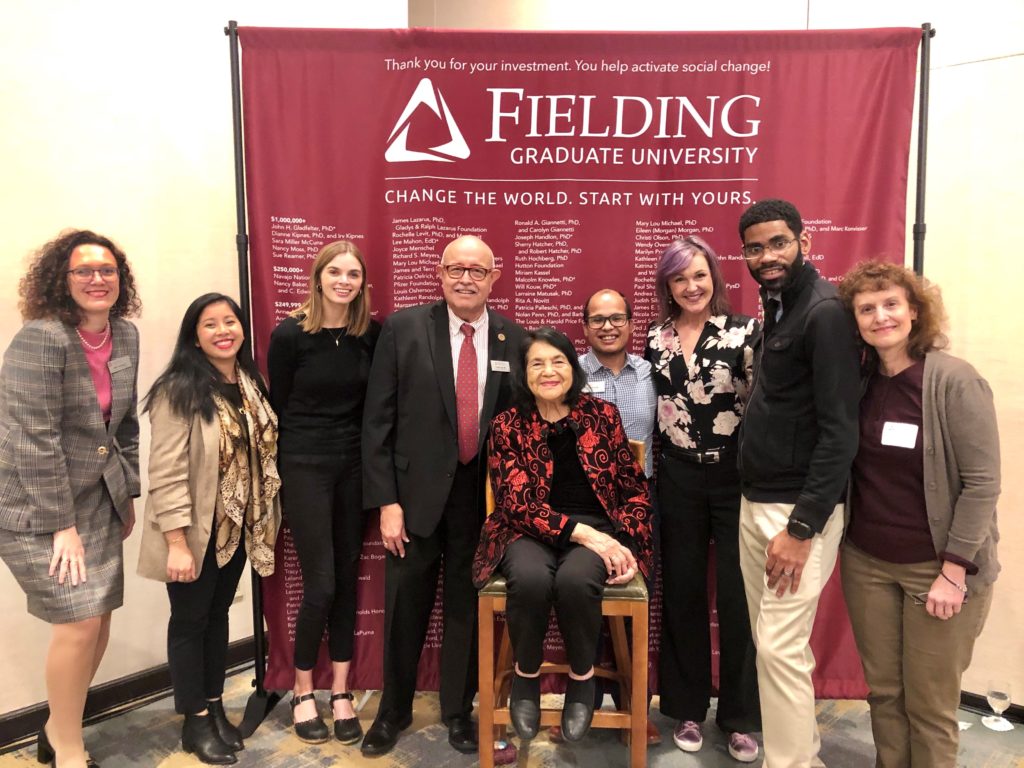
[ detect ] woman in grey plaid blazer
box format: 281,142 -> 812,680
0,230 -> 141,768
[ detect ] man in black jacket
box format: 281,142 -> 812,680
735,199 -> 859,767
361,235 -> 524,757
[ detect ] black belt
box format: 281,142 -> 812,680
662,442 -> 734,465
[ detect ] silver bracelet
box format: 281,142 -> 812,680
940,571 -> 968,594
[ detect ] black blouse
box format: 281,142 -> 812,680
645,315 -> 758,451
267,316 -> 380,455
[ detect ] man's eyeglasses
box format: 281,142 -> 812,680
441,264 -> 492,281
585,313 -> 630,330
741,236 -> 797,261
67,266 -> 119,282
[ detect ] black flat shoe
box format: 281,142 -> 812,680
37,727 -> 55,765
447,714 -> 479,753
182,713 -> 237,765
561,677 -> 596,742
290,692 -> 329,744
360,713 -> 412,757
207,699 -> 244,751
509,673 -> 541,740
329,691 -> 363,745
37,726 -> 99,767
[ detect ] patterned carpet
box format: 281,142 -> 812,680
3,672 -> 1022,767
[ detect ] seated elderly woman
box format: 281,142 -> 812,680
472,326 -> 653,743
838,261 -> 1000,768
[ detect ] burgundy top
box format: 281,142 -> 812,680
847,360 -> 936,563
79,326 -> 113,422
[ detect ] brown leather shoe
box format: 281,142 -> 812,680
618,721 -> 662,747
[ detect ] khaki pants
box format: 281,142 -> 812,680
841,542 -> 993,768
739,498 -> 843,768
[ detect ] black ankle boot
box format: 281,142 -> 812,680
509,673 -> 541,740
206,699 -> 244,751
182,713 -> 238,765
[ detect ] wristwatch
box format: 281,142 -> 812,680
786,518 -> 815,541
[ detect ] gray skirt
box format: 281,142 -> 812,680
0,484 -> 124,624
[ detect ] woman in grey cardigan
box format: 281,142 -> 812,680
0,230 -> 141,768
838,261 -> 1000,768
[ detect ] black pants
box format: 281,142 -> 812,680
279,452 -> 365,669
657,453 -> 761,732
377,460 -> 482,725
501,536 -> 607,676
167,533 -> 247,715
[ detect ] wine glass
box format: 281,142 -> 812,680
981,680 -> 1014,731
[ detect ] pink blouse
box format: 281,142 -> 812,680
78,326 -> 113,422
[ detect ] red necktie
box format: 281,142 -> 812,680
456,323 -> 478,464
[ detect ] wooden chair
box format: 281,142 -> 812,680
477,440 -> 649,768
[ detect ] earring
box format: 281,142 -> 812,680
316,284 -> 322,292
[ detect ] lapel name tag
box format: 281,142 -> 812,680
881,421 -> 918,449
587,380 -> 606,393
490,360 -> 510,373
108,356 -> 133,374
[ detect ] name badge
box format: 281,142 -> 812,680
490,360 -> 510,373
881,421 -> 918,449
108,357 -> 133,374
587,380 -> 606,393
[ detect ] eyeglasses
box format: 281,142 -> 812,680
741,237 -> 797,261
585,313 -> 630,329
67,266 -> 119,282
441,264 -> 492,281
910,591 -> 968,606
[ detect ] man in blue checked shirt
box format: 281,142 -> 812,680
569,287 -> 661,748
579,289 -> 657,477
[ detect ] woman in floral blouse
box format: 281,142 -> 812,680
646,236 -> 761,763
473,327 -> 652,745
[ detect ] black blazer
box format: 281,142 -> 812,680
362,301 -> 523,537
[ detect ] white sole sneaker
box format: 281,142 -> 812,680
672,729 -> 703,752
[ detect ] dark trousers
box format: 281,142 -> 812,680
166,533 -> 247,715
377,460 -> 482,725
279,452 -> 366,669
657,453 -> 760,732
501,536 -> 607,676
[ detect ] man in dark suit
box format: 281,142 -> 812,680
361,235 -> 524,757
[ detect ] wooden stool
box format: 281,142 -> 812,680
477,572 -> 649,768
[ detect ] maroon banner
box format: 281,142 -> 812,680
240,26 -> 920,697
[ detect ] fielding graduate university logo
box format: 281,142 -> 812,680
385,78 -> 470,162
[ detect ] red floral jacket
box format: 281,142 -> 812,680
472,394 -> 653,587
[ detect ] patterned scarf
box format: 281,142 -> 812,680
212,367 -> 280,576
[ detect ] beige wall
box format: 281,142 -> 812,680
1,0 -> 1019,716
408,0 -> 1024,701
0,0 -> 406,715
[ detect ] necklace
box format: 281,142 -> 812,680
324,327 -> 346,347
76,325 -> 110,351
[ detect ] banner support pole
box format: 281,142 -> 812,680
913,23 -> 936,275
224,19 -> 283,736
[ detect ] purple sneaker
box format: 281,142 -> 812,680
672,720 -> 703,752
728,732 -> 759,763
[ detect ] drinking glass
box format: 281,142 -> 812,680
981,680 -> 1014,731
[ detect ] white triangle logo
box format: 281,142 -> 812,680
385,78 -> 471,163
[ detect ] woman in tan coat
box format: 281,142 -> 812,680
138,293 -> 280,765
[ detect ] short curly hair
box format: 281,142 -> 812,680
838,260 -> 947,359
18,229 -> 141,324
